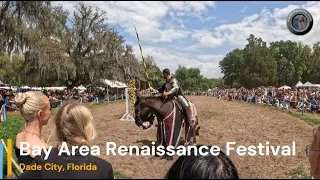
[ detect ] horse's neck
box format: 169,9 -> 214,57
145,98 -> 163,111
145,97 -> 169,117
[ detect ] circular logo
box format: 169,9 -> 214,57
287,9 -> 313,35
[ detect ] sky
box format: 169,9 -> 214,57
52,1 -> 320,79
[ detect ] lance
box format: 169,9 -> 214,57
133,22 -> 151,88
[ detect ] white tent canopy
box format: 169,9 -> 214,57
20,86 -> 31,89
207,87 -> 219,91
104,79 -> 119,88
11,86 -> 17,91
31,87 -> 42,91
304,81 -> 313,86
303,81 -> 313,87
295,81 -> 303,87
44,87 -> 67,91
278,85 -> 291,90
113,80 -> 128,88
92,79 -> 128,88
296,81 -> 314,88
76,85 -> 87,90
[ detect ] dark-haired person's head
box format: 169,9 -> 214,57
165,145 -> 239,179
163,68 -> 170,79
294,18 -> 299,25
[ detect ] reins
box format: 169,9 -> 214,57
153,95 -> 167,119
135,92 -> 168,124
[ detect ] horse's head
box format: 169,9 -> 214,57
134,88 -> 163,127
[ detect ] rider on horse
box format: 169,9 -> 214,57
158,68 -> 196,127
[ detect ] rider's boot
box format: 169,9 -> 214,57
166,155 -> 173,161
185,108 -> 195,128
178,95 -> 195,127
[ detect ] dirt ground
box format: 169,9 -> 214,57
42,96 -> 314,179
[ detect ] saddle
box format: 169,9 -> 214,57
172,97 -> 197,120
172,97 -> 183,111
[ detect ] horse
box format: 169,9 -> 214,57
134,88 -> 200,160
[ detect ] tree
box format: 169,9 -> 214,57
219,34 -> 320,88
300,43 -> 313,82
0,2 -> 163,87
63,2 -> 112,86
307,42 -> 320,83
269,40 -> 308,86
241,34 -> 277,88
174,66 -> 221,91
219,48 -> 244,88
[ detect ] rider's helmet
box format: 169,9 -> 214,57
163,68 -> 170,75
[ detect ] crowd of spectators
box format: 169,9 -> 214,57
0,87 -> 125,111
185,86 -> 320,113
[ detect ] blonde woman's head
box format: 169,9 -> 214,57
14,91 -> 51,126
54,103 -> 97,146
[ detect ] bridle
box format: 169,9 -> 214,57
135,91 -> 168,126
134,96 -> 143,125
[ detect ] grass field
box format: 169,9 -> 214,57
287,110 -> 320,126
0,100 -> 131,179
238,99 -> 320,126
272,105 -> 320,126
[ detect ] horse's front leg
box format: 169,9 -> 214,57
159,144 -> 173,160
164,145 -> 174,161
155,143 -> 166,158
154,120 -> 164,158
160,137 -> 174,160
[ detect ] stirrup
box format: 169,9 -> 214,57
190,117 -> 196,126
185,117 -> 194,127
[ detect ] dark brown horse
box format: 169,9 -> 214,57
134,88 -> 200,160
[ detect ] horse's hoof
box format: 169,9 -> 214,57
167,156 -> 174,161
160,155 -> 167,159
155,153 -> 162,157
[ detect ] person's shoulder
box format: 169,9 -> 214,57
30,147 -> 60,164
89,156 -> 113,177
90,156 -> 112,168
32,148 -> 57,165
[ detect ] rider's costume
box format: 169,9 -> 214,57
158,76 -> 195,126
